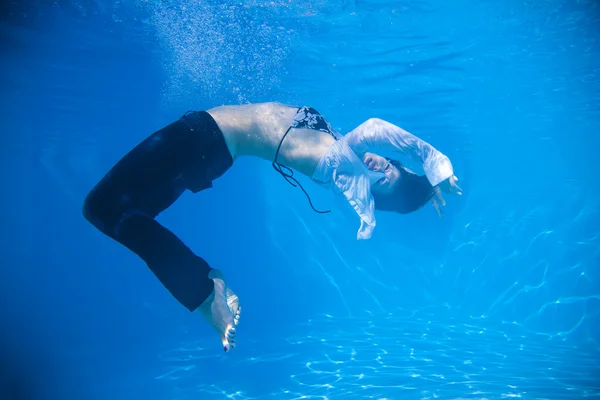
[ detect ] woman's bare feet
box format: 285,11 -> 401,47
197,271 -> 241,352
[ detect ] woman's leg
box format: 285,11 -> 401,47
82,112 -> 229,312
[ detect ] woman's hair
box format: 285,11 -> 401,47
372,159 -> 435,214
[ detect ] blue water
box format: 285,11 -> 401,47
1,0 -> 599,399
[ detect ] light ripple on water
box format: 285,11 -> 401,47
154,311 -> 600,399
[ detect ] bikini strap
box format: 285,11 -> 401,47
272,124 -> 331,214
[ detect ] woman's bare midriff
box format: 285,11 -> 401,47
207,102 -> 336,178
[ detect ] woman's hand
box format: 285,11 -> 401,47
431,175 -> 462,217
440,175 -> 462,196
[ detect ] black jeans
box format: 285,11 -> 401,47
82,111 -> 233,311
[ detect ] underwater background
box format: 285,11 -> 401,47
1,0 -> 599,398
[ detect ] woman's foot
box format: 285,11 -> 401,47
197,272 -> 241,352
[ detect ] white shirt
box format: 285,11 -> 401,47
312,118 -> 454,240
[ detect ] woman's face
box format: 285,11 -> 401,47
363,152 -> 401,194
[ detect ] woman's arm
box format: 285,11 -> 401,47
344,118 -> 455,187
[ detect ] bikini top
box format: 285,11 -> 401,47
274,106 -> 454,240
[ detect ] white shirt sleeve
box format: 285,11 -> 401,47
312,140 -> 377,240
343,118 -> 454,187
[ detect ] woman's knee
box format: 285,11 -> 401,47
82,185 -> 120,236
82,187 -> 101,227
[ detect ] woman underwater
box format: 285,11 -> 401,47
82,102 -> 462,352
